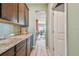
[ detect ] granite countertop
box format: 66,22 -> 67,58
0,33 -> 32,55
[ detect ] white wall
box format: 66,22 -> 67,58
67,3 -> 79,56
46,3 -> 54,55
27,4 -> 48,47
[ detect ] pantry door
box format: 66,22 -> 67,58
54,11 -> 65,56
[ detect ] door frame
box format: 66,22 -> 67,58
64,3 -> 67,56
52,3 -> 67,56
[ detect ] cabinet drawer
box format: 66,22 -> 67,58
1,47 -> 14,56
26,38 -> 31,56
16,40 -> 26,51
16,45 -> 26,56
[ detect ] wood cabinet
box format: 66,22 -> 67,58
0,3 -> 29,26
26,34 -> 33,56
0,34 -> 33,56
26,38 -> 31,56
1,3 -> 18,23
18,4 -> 25,25
16,45 -> 26,56
30,34 -> 33,51
0,47 -> 15,56
18,4 -> 29,26
16,40 -> 26,56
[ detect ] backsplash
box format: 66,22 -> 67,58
0,23 -> 20,38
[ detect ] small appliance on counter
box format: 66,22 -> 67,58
20,27 -> 28,35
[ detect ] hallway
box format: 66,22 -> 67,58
27,3 -> 65,56
30,35 -> 49,56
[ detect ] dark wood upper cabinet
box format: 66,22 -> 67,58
18,3 -> 29,26
24,4 -> 29,26
18,4 -> 25,25
1,3 -> 18,23
0,3 -> 29,27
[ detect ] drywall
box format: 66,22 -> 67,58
46,3 -> 54,55
68,3 -> 79,56
27,3 -> 48,47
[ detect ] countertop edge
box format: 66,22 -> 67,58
0,33 -> 32,55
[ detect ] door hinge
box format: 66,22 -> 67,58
53,48 -> 54,51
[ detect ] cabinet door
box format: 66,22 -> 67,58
16,40 -> 26,56
2,3 -> 18,23
26,38 -> 31,56
19,4 -> 25,25
24,4 -> 29,26
30,35 -> 33,51
16,45 -> 26,56
1,47 -> 14,56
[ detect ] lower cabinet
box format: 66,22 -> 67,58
0,47 -> 15,56
30,34 -> 33,52
0,34 -> 33,56
16,40 -> 26,56
26,34 -> 33,56
26,38 -> 31,56
16,45 -> 26,56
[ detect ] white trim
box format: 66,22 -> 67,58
52,3 -> 67,56
64,3 -> 67,56
52,3 -> 57,9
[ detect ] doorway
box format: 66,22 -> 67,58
30,10 -> 47,56
52,3 -> 67,56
